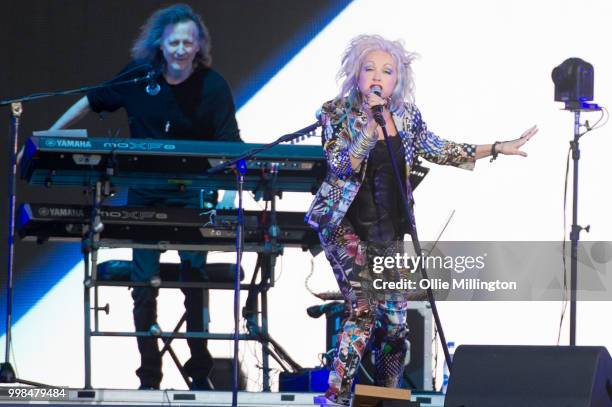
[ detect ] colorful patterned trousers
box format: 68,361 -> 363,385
319,220 -> 410,405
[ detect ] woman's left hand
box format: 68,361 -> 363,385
498,125 -> 538,157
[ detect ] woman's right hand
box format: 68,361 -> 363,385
364,91 -> 387,112
362,92 -> 387,136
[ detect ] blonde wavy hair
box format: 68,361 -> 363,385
335,35 -> 418,114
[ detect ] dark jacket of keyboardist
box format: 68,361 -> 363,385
88,61 -> 240,142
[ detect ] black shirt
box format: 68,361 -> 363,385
87,61 -> 240,141
345,136 -> 407,242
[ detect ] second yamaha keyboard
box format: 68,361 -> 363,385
18,203 -> 319,252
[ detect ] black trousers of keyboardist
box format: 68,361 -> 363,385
128,188 -> 215,389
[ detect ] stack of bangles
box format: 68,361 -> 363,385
349,130 -> 378,159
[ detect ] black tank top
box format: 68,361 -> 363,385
345,136 -> 407,242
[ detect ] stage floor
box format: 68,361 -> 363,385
0,389 -> 445,406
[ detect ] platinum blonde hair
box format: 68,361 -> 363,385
131,4 -> 212,69
335,35 -> 418,113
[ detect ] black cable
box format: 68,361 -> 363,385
558,147 -> 571,345
578,106 -> 608,139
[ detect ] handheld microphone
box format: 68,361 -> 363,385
370,85 -> 386,126
145,69 -> 161,96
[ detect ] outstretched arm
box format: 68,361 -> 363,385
475,125 -> 538,160
50,96 -> 91,130
17,96 -> 92,164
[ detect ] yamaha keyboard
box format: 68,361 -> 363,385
18,203 -> 319,252
21,136 -> 326,193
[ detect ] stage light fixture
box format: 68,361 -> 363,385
551,58 -> 594,108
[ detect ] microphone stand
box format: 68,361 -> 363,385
0,69 -> 157,387
207,121 -> 319,406
0,66 -> 158,107
373,110 -> 454,372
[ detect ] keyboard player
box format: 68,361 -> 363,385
49,4 -> 242,391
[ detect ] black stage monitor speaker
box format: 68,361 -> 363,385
445,345 -> 612,407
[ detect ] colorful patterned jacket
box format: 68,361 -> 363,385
305,98 -> 476,236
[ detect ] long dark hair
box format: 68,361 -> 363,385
131,4 -> 212,68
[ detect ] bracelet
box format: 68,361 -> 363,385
489,141 -> 501,163
349,130 -> 378,160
